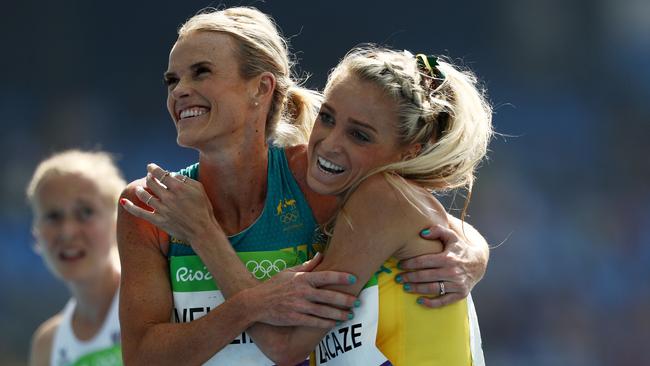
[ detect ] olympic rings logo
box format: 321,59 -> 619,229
245,259 -> 288,280
280,211 -> 299,223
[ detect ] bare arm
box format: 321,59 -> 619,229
267,174 -> 449,363
287,144 -> 489,308
118,180 -> 267,365
120,171 -> 358,364
29,314 -> 60,366
395,215 -> 490,307
125,167 -> 446,364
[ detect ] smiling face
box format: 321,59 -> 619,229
165,31 -> 261,150
307,73 -> 412,196
32,173 -> 117,283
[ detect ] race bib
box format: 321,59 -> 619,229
170,250 -> 302,365
314,276 -> 391,366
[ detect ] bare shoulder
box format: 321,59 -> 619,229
30,313 -> 62,366
122,177 -> 146,199
348,174 -> 447,225
284,145 -> 337,224
118,177 -> 169,255
344,174 -> 448,257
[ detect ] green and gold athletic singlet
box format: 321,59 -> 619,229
168,146 -> 316,365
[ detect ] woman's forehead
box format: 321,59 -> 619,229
169,32 -> 238,66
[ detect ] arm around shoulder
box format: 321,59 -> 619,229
263,175 -> 448,364
319,174 -> 447,286
447,214 -> 490,281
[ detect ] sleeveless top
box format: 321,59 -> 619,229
375,259 -> 484,366
50,292 -> 122,366
168,146 -> 317,365
169,146 -> 484,365
311,258 -> 484,366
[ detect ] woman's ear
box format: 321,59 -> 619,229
251,71 -> 276,106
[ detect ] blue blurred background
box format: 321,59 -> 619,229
2,0 -> 649,365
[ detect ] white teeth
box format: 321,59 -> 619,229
61,248 -> 83,259
317,156 -> 344,173
179,107 -> 208,119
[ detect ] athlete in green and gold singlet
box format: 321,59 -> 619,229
168,146 -> 319,365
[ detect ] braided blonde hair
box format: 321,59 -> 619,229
326,46 -> 493,218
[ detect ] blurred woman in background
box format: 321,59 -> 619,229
27,150 -> 125,366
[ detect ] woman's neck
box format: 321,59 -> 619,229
198,142 -> 269,235
67,263 -> 120,329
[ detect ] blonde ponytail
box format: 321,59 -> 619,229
272,85 -> 323,146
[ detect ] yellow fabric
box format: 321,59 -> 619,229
376,258 -> 472,366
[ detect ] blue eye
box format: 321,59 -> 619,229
194,67 -> 211,78
43,210 -> 63,224
164,76 -> 178,87
318,112 -> 335,126
76,206 -> 95,222
351,130 -> 371,143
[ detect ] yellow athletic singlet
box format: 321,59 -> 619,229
376,258 -> 474,365
312,256 -> 483,366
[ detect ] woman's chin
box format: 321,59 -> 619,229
306,174 -> 347,197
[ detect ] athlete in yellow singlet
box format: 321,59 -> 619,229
301,47 -> 491,365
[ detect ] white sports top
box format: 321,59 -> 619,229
50,291 -> 122,366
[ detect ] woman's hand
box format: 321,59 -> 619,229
119,163 -> 219,245
396,220 -> 489,308
247,253 -> 359,328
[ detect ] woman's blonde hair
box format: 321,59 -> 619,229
26,149 -> 126,213
178,7 -> 322,146
327,46 -> 493,219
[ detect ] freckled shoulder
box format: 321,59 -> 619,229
119,178 -> 170,255
285,144 -> 337,224
29,312 -> 62,366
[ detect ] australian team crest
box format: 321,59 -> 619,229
275,198 -> 303,232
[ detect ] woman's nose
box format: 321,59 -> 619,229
170,79 -> 192,100
58,216 -> 81,241
320,128 -> 344,153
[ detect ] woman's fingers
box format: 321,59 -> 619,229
282,312 -> 336,329
302,301 -> 353,323
145,171 -> 169,199
397,252 -> 444,271
416,293 -> 464,308
402,279 -> 462,296
398,225 -> 459,271
303,270 -> 357,288
420,224 -> 460,244
291,252 -> 322,272
120,197 -> 158,225
397,268 -> 443,283
306,287 -> 358,309
134,186 -> 159,209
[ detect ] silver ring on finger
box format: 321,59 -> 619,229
145,195 -> 154,206
438,281 -> 446,296
160,171 -> 171,186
